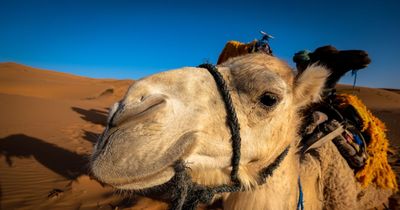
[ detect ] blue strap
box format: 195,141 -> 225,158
353,133 -> 363,146
297,177 -> 304,210
352,70 -> 358,89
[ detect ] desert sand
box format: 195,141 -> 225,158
0,62 -> 398,209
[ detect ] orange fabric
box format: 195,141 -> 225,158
336,94 -> 398,191
217,40 -> 257,64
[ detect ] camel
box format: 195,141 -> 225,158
293,45 -> 371,89
90,53 -> 394,209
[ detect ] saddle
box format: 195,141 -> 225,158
217,31 -> 273,64
301,92 -> 397,190
301,93 -> 368,169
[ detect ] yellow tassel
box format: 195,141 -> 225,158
336,94 -> 398,191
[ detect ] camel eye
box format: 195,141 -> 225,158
259,92 -> 279,108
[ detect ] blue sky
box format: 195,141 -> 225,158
0,0 -> 399,88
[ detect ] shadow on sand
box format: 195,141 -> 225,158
0,134 -> 89,180
71,107 -> 110,145
0,181 -> 2,209
71,107 -> 108,126
82,130 -> 100,145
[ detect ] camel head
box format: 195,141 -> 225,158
90,53 -> 329,192
311,46 -> 371,70
293,45 -> 371,89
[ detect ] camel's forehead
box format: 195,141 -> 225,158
124,67 -> 212,101
220,53 -> 294,84
124,54 -> 294,102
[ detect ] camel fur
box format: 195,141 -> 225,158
90,53 -> 395,209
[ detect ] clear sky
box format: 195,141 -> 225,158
0,0 -> 399,88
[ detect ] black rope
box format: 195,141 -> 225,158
258,146 -> 290,184
198,63 -> 242,184
169,162 -> 190,210
169,161 -> 233,210
169,145 -> 290,210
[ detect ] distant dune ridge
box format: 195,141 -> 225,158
0,62 -> 399,209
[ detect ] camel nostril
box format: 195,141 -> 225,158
111,94 -> 167,127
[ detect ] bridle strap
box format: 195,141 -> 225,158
258,146 -> 290,185
170,147 -> 289,210
198,63 -> 242,184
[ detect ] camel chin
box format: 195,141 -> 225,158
112,167 -> 176,190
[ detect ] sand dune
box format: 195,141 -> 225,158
0,62 -> 132,100
0,62 -> 398,209
0,62 -> 135,209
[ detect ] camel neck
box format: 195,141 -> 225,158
223,147 -> 299,210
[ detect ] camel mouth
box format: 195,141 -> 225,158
352,56 -> 371,70
91,131 -> 198,190
112,164 -> 191,202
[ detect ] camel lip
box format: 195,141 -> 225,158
111,161 -> 196,203
92,157 -> 177,190
113,168 -> 185,202
92,131 -> 198,190
109,167 -> 176,190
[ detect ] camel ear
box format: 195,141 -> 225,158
293,64 -> 330,108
